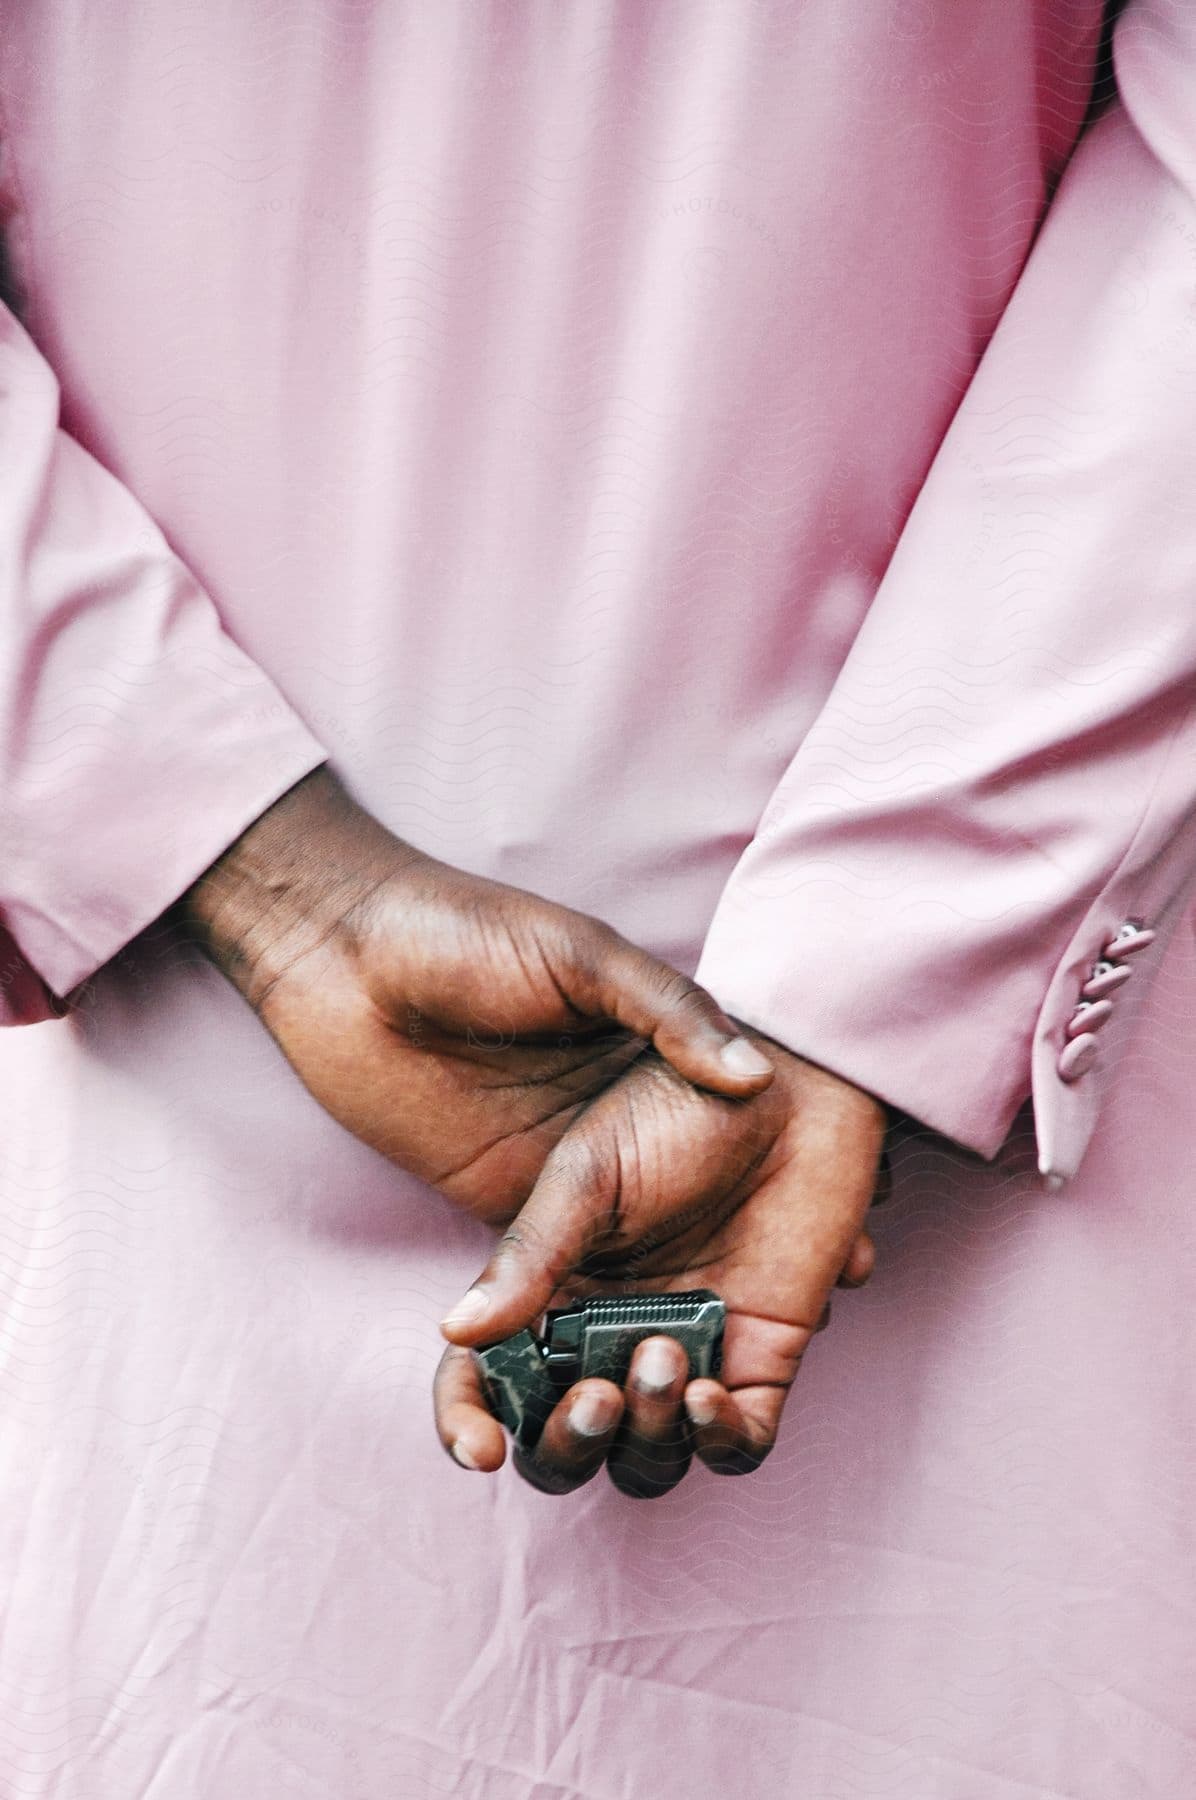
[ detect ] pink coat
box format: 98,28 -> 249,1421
1,3 -> 1194,1794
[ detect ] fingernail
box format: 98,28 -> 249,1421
634,1338 -> 679,1394
451,1441 -> 481,1470
440,1288 -> 490,1330
686,1395 -> 719,1427
719,1036 -> 772,1078
569,1391 -> 618,1437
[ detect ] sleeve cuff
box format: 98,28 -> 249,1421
6,681 -> 327,1003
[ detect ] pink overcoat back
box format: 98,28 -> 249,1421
0,4 -> 1194,1795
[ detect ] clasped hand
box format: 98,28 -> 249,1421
182,769 -> 885,1499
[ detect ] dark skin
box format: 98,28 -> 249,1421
435,1038 -> 884,1497
179,767 -> 779,1220
180,766 -> 883,1497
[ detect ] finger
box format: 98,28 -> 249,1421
835,1230 -> 875,1288
574,930 -> 775,1098
512,1379 -> 624,1494
439,1130 -> 611,1343
606,1336 -> 693,1500
432,1344 -> 507,1473
684,1379 -> 781,1477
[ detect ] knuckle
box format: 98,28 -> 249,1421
584,918 -> 620,958
609,1471 -> 681,1501
492,1215 -> 579,1292
513,1447 -> 591,1496
495,1218 -> 547,1262
653,968 -> 709,1022
569,918 -> 619,985
608,1443 -> 689,1500
432,1343 -> 467,1404
706,1439 -> 774,1478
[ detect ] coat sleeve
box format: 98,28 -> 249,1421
694,0 -> 1196,1182
0,301 -> 327,1024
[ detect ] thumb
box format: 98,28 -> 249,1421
573,928 -> 774,1098
439,1133 -> 609,1346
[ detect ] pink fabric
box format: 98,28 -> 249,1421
1,3 -> 1194,1794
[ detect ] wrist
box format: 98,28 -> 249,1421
176,766 -> 407,1011
749,1024 -> 887,1128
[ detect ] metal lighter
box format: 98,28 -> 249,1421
474,1289 -> 726,1454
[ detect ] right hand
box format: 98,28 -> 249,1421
435,1036 -> 885,1494
176,767 -> 777,1223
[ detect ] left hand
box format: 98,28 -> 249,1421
433,1033 -> 886,1497
177,766 -> 778,1226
